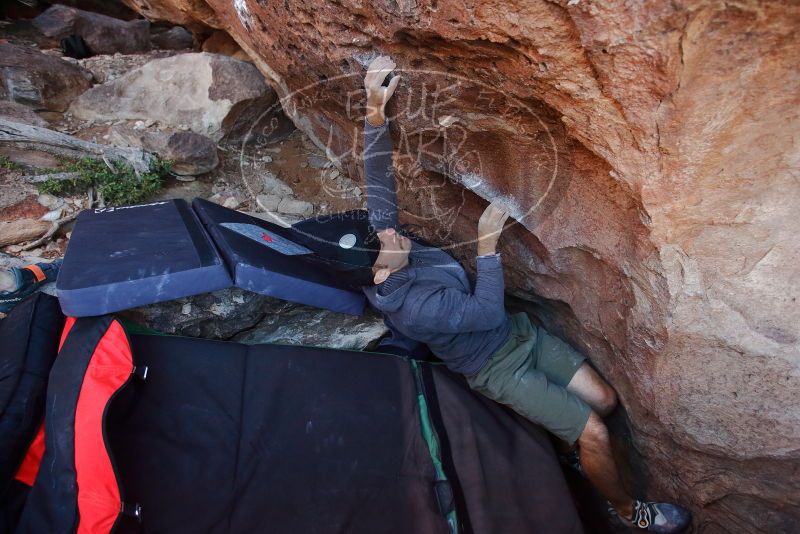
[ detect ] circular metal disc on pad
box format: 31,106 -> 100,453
339,233 -> 357,249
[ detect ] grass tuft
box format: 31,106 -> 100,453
38,158 -> 172,206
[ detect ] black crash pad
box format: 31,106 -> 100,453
192,198 -> 366,315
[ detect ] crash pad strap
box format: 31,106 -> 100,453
24,264 -> 46,283
16,316 -> 134,534
417,361 -> 476,534
411,360 -> 463,534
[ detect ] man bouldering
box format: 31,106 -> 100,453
357,55 -> 692,533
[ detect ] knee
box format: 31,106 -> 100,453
596,385 -> 618,416
578,411 -> 610,448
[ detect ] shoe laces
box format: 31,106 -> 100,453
632,500 -> 653,529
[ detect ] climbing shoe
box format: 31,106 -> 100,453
609,499 -> 691,533
0,259 -> 62,314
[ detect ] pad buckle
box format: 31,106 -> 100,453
121,502 -> 143,522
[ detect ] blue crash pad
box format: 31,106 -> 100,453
192,198 -> 365,315
57,199 -> 231,317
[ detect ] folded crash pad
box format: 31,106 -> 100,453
57,199 -> 368,317
192,198 -> 366,315
9,315 -> 583,534
56,200 -> 231,317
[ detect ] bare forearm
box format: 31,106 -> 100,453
366,93 -> 386,127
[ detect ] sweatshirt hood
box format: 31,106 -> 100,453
363,267 -> 416,313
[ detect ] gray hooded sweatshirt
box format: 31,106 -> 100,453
361,118 -> 511,375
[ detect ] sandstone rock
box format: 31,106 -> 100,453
76,50 -> 178,84
0,196 -> 49,223
0,43 -> 91,112
104,123 -> 218,175
70,53 -> 275,141
151,26 -> 194,50
0,218 -> 51,247
0,148 -> 60,172
277,197 -> 313,217
256,194 -> 281,212
108,121 -> 219,176
37,194 -> 64,209
162,131 -> 218,175
121,1 -> 800,530
232,301 -> 388,350
33,5 -> 150,55
200,30 -> 250,61
0,101 -> 47,127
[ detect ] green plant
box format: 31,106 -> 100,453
0,155 -> 24,171
38,158 -> 172,206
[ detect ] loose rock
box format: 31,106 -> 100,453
0,43 -> 91,112
256,194 -> 281,211
33,5 -> 150,55
0,219 -> 51,247
151,26 -> 194,50
277,198 -> 313,217
70,53 -> 275,141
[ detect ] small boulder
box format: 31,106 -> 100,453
0,219 -> 51,247
277,198 -> 313,217
70,53 -> 275,141
162,132 -> 219,175
33,5 -> 150,55
256,194 -> 281,212
0,43 -> 91,112
0,101 -> 47,127
222,197 -> 241,209
262,171 -> 293,196
106,124 -> 218,176
151,26 -> 194,50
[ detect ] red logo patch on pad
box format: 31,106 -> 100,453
262,233 -> 273,242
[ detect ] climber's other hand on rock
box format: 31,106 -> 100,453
477,200 -> 510,256
364,55 -> 400,126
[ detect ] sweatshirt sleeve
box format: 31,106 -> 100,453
413,254 -> 506,333
364,118 -> 398,230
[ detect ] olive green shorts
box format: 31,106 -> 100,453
466,312 -> 591,444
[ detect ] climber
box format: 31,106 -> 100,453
358,55 -> 691,533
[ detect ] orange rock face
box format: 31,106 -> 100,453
124,0 -> 800,530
